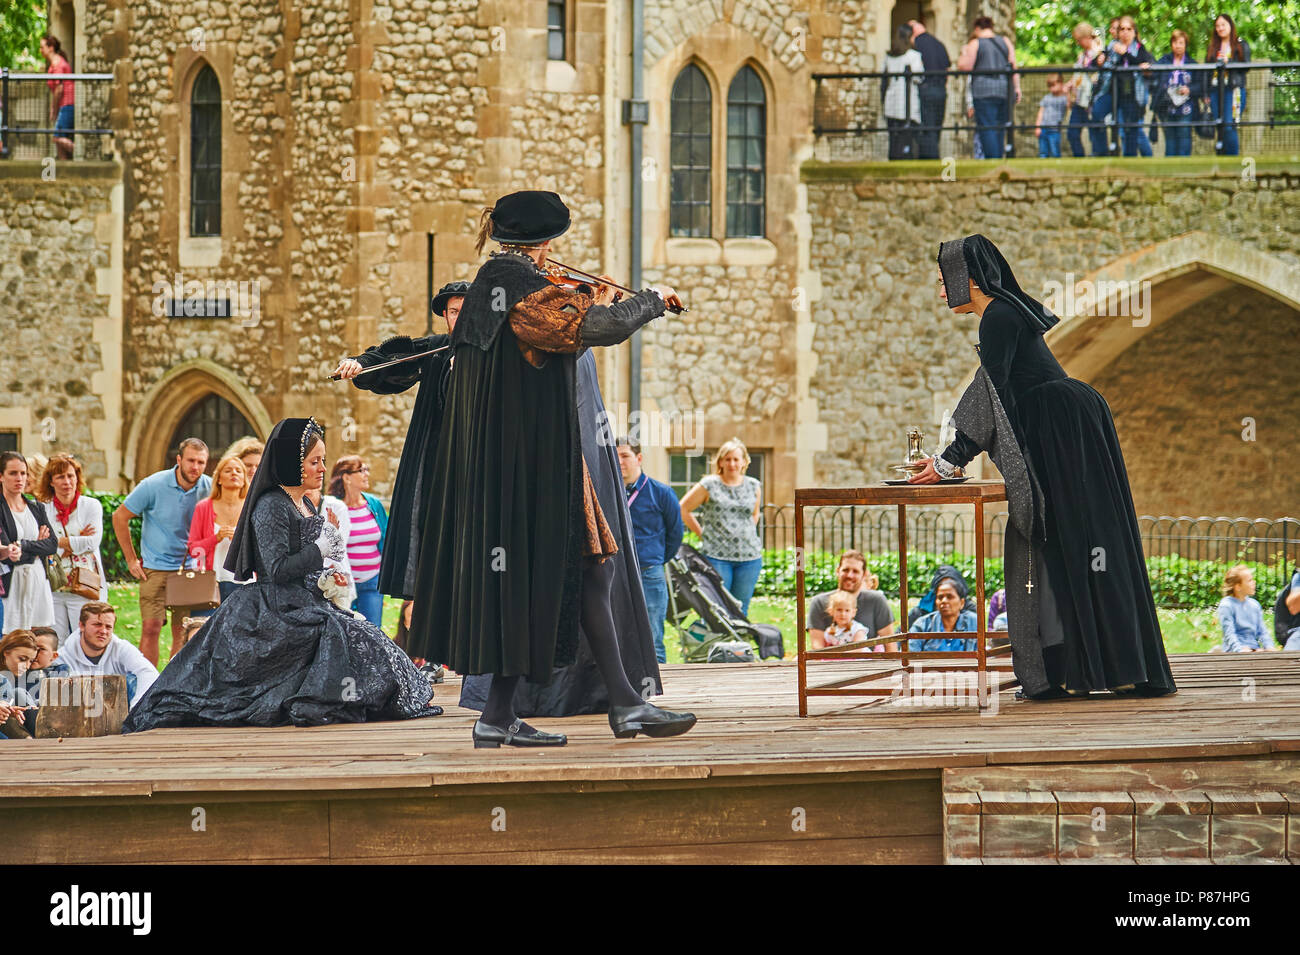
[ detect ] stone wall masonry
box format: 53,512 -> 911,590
0,166 -> 120,482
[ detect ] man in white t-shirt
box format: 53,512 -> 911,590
59,601 -> 159,708
807,550 -> 897,651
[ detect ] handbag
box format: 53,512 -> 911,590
165,564 -> 220,609
44,554 -> 68,592
67,565 -> 101,601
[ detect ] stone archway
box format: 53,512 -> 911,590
1046,231 -> 1300,382
125,360 -> 272,484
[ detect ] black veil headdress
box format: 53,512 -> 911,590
223,416 -> 325,580
937,235 -> 1059,334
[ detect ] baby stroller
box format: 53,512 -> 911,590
666,543 -> 784,662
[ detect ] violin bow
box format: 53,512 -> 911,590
326,344 -> 451,380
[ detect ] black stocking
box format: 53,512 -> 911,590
581,557 -> 645,708
482,674 -> 521,727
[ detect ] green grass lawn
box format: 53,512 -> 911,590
105,583 -> 1229,670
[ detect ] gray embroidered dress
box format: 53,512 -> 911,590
124,489 -> 435,730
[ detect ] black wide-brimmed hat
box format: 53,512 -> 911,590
431,280 -> 472,317
489,190 -> 571,245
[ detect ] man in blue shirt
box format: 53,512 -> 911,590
112,438 -> 212,666
616,438 -> 683,664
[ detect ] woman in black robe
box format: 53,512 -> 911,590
123,418 -> 440,731
911,235 -> 1176,699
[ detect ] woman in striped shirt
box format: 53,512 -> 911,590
328,456 -> 389,627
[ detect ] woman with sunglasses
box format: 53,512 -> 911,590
327,457 -> 388,626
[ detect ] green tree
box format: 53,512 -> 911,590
0,0 -> 46,69
1015,1 -> 1300,64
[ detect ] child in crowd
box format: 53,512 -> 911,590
0,629 -> 40,738
1036,73 -> 1068,157
1217,564 -> 1275,652
823,590 -> 881,650
26,626 -> 68,704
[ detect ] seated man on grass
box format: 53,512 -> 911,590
807,550 -> 896,651
59,601 -> 159,708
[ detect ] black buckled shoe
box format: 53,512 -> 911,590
419,662 -> 446,684
472,718 -> 567,749
608,702 -> 697,739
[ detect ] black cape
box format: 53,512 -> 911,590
942,298 -> 1176,696
350,334 -> 453,599
405,254 -> 585,681
459,350 -> 664,715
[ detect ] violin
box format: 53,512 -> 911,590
541,258 -> 688,314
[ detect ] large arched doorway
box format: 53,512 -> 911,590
167,394 -> 254,474
128,361 -> 272,483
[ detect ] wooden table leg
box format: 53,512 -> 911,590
975,498 -> 988,708
796,498 -> 807,718
898,503 -> 909,694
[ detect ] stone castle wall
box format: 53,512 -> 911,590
0,165 -> 121,483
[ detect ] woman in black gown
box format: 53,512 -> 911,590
911,235 -> 1176,699
124,417 -> 440,731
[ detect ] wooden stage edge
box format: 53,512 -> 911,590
4,654 -> 1300,864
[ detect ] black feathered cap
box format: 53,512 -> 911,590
431,280 -> 472,317
489,190 -> 571,245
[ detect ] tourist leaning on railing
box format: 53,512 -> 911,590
959,15 -> 1020,161
1067,22 -> 1106,157
1204,13 -> 1250,157
882,25 -> 924,160
1153,30 -> 1203,157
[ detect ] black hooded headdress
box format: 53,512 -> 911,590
223,416 -> 325,580
937,234 -> 1059,334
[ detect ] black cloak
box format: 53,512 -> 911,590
349,334 -> 453,599
405,253 -> 583,681
459,350 -> 664,715
937,237 -> 1175,697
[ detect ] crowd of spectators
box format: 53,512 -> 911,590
880,13 -> 1254,160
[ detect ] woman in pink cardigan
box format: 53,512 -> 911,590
187,454 -> 251,608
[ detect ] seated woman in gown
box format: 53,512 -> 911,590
124,417 -> 440,731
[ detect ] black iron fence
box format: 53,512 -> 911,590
755,505 -> 1299,604
813,61 -> 1300,162
0,70 -> 114,161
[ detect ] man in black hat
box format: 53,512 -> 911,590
407,189 -> 697,748
332,279 -> 471,607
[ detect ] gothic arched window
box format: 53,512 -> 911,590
190,65 -> 222,237
670,64 -> 713,238
726,66 -> 766,238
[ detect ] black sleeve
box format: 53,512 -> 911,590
580,291 -> 666,347
351,335 -> 448,395
19,500 -> 58,562
253,496 -> 323,585
941,430 -> 983,470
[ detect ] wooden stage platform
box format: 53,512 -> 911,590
4,653 -> 1300,864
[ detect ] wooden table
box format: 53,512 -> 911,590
795,480 -> 1017,715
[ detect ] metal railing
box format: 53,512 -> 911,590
813,61 -> 1300,162
755,504 -> 1299,597
1,70 -> 114,161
